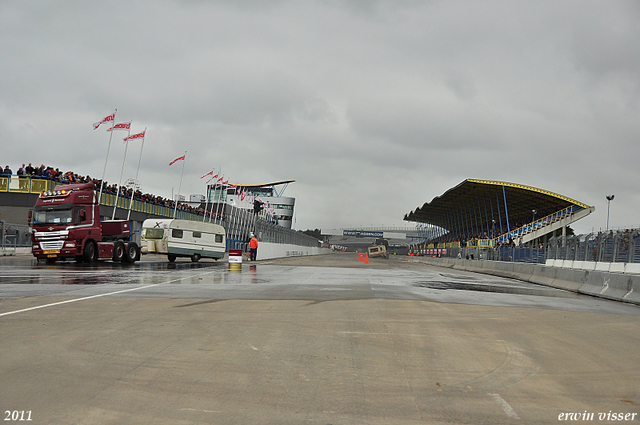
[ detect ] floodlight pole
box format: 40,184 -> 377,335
606,195 -> 614,232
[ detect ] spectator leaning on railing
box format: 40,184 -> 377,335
6,162 -> 233,219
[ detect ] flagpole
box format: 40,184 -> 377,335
214,177 -> 224,225
202,180 -> 209,222
207,178 -> 215,222
112,122 -> 131,220
127,127 -> 146,220
98,109 -> 117,206
201,169 -> 215,222
173,150 -> 186,219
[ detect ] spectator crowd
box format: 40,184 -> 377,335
1,163 -> 226,220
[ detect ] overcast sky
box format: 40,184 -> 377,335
2,0 -> 639,233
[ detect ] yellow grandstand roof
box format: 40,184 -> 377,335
404,179 -> 592,229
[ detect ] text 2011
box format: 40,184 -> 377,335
4,411 -> 32,421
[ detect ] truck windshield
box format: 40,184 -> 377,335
33,209 -> 73,225
143,228 -> 165,239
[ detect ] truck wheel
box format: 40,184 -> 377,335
191,253 -> 201,263
112,241 -> 126,262
83,241 -> 97,263
124,242 -> 140,263
168,254 -> 177,263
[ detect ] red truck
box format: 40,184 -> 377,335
29,181 -> 140,263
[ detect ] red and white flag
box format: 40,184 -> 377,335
123,130 -> 145,142
107,122 -> 131,132
169,155 -> 185,166
93,113 -> 115,130
201,170 -> 215,179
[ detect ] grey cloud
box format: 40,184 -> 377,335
2,0 -> 640,231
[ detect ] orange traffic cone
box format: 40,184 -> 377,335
364,253 -> 369,264
359,253 -> 363,261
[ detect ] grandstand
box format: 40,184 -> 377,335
404,179 -> 595,247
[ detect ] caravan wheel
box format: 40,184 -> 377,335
191,253 -> 201,262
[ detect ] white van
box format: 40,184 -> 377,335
140,219 -> 226,262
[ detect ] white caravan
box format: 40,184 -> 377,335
140,219 -> 226,262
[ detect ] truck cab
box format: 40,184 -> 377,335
30,182 -> 139,263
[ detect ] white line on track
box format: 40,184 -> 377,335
489,393 -> 520,419
0,269 -> 219,318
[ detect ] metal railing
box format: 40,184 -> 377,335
1,221 -> 32,252
0,176 -> 54,194
546,231 -> 640,263
423,230 -> 640,265
224,205 -> 319,252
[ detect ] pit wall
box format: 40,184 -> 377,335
414,257 -> 640,306
256,242 -> 331,261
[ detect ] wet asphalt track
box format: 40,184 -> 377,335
1,253 -> 639,424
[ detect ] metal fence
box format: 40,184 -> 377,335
1,221 -> 32,251
223,204 -> 320,252
546,230 -> 640,263
438,230 -> 640,265
457,245 -> 546,263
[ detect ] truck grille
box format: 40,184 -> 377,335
40,241 -> 64,250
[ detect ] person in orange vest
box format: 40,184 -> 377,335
249,232 -> 259,261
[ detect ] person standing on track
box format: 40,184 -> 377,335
249,232 -> 259,261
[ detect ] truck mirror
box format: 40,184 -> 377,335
79,209 -> 86,221
28,210 -> 32,226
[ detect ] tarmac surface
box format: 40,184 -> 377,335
1,252 -> 639,424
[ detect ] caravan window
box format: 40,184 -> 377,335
193,231 -> 202,238
144,228 -> 164,240
215,234 -> 223,243
172,229 -> 183,238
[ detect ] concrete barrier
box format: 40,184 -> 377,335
609,263 -> 626,274
625,263 -> 640,275
594,262 -> 611,272
530,264 -> 558,287
483,261 -> 535,282
578,271 -> 633,301
415,257 -> 640,306
256,243 -> 331,261
552,268 -> 589,292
